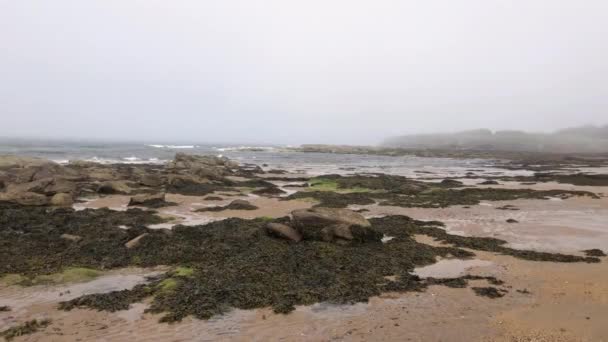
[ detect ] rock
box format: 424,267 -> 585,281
45,178 -> 78,195
440,179 -> 464,186
51,193 -> 74,206
0,191 -> 49,206
30,164 -> 79,181
266,223 -> 302,242
169,153 -> 234,170
68,160 -> 99,168
251,186 -> 286,196
139,174 -> 163,187
331,223 -> 354,240
167,174 -> 210,186
397,183 -> 427,193
204,196 -> 224,201
125,233 -> 149,249
291,207 -> 379,242
167,154 -> 240,181
506,218 -> 518,223
97,181 -> 133,194
60,234 -> 82,242
7,163 -> 80,184
0,155 -> 53,170
195,199 -> 259,212
5,178 -> 54,195
292,207 -> 371,229
226,199 -> 258,210
480,180 -> 500,185
193,167 -> 225,180
87,169 -> 118,181
128,193 -> 166,207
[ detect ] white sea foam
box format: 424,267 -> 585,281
147,144 -> 195,149
80,156 -> 167,165
214,146 -> 276,152
123,156 -> 140,161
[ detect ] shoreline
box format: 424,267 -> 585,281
1,153 -> 607,341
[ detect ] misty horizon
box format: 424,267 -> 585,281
1,1 -> 607,145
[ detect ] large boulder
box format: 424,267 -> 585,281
292,207 -> 371,229
139,174 -> 163,187
0,191 -> 49,206
291,208 -> 380,242
0,155 -> 52,170
7,163 -> 80,184
45,178 -> 78,195
167,153 -> 238,179
5,178 -> 53,194
50,193 -> 74,207
168,153 -> 226,169
7,177 -> 78,196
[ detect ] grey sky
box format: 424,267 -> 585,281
1,1 -> 607,145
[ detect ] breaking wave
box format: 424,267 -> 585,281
147,144 -> 196,149
214,146 -> 276,152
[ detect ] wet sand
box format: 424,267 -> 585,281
2,185 -> 608,341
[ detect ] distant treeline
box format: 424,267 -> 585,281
383,125 -> 608,153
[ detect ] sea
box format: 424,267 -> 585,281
0,138 -> 531,178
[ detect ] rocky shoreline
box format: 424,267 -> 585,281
1,152 -> 607,341
291,144 -> 608,170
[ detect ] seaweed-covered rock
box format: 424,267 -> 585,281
128,193 -> 166,207
195,199 -> 258,212
266,223 -> 302,242
251,186 -> 286,196
480,180 -> 499,185
440,179 -> 464,186
583,249 -> 606,257
226,199 -> 258,210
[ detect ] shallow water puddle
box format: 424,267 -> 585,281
0,271 -> 163,310
412,259 -> 493,278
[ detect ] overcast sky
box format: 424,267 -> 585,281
1,1 -> 606,145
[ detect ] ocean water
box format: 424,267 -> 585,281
0,139 -> 529,178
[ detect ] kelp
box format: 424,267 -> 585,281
24,210 -> 594,323
471,287 -> 507,298
0,319 -> 51,341
285,186 -> 597,209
